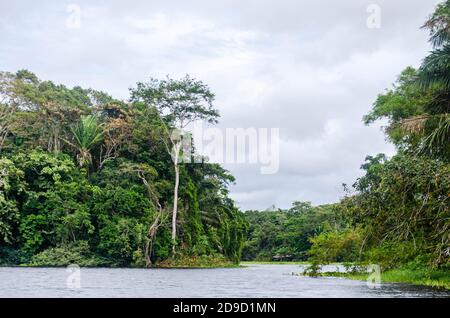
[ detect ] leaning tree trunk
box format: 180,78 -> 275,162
145,211 -> 162,267
135,169 -> 165,267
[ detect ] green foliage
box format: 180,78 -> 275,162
157,253 -> 234,268
66,115 -> 103,169
344,154 -> 449,268
130,75 -> 219,127
30,241 -> 109,267
420,1 -> 450,90
364,1 -> 450,160
0,70 -> 246,267
0,158 -> 24,244
419,45 -> 450,91
364,67 -> 427,127
97,217 -> 148,265
322,263 -> 450,289
306,154 -> 449,271
293,3 -> 450,278
242,203 -> 346,261
308,229 -> 363,264
423,0 -> 450,48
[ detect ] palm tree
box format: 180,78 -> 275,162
65,115 -> 103,169
418,46 -> 450,91
420,114 -> 450,157
422,0 -> 450,49
419,1 -> 450,89
407,1 -> 450,158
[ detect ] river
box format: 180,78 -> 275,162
0,264 -> 448,298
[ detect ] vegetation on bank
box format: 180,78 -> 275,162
243,1 -> 450,287
242,202 -> 346,261
321,266 -> 450,290
157,254 -> 238,268
0,71 -> 247,268
241,261 -> 310,265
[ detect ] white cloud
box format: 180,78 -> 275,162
0,0 -> 441,209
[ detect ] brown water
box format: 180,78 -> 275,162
0,264 -> 448,298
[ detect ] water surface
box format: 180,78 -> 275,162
0,264 -> 448,298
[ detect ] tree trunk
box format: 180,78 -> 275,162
0,126 -> 8,154
171,142 -> 181,255
136,169 -> 165,267
145,212 -> 161,267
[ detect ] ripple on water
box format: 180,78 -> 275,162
0,265 -> 448,298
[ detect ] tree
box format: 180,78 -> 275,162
364,67 -> 449,159
38,101 -> 83,154
64,115 -> 103,170
363,2 -> 450,160
342,154 -> 450,268
0,158 -> 24,244
97,103 -> 131,169
0,73 -> 15,153
422,0 -> 450,48
0,70 -> 245,267
416,1 -> 450,158
130,75 -> 219,254
242,203 -> 344,261
121,162 -> 169,267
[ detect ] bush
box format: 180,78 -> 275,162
157,253 -> 233,268
308,229 -> 363,264
345,154 -> 450,268
363,241 -> 420,270
0,246 -> 22,265
30,241 -> 109,267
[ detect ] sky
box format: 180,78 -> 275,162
0,0 -> 442,210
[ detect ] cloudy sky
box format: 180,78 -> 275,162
0,0 -> 441,210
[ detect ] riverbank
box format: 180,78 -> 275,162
319,267 -> 450,290
151,255 -> 239,268
243,261 -> 450,290
1,255 -> 239,269
241,261 -> 310,265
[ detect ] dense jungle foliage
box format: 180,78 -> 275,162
244,1 -> 449,274
1,2 -> 448,277
242,202 -> 347,261
0,71 -> 247,267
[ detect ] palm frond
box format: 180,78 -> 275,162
200,210 -> 221,226
422,0 -> 450,49
396,115 -> 430,135
70,115 -> 103,149
418,45 -> 450,91
66,115 -> 103,168
418,114 -> 450,156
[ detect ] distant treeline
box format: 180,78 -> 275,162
242,202 -> 346,261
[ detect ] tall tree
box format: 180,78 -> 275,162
416,0 -> 450,157
364,1 -> 450,160
95,103 -> 132,168
422,0 -> 450,49
130,75 -> 219,253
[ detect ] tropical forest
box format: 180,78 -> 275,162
0,0 -> 449,291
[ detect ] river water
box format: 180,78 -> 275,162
0,264 -> 448,298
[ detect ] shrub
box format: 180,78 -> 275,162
308,229 -> 363,264
30,241 -> 109,267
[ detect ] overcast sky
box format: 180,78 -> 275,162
0,0 -> 442,210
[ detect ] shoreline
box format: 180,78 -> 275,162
242,262 -> 450,290
320,270 -> 450,290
